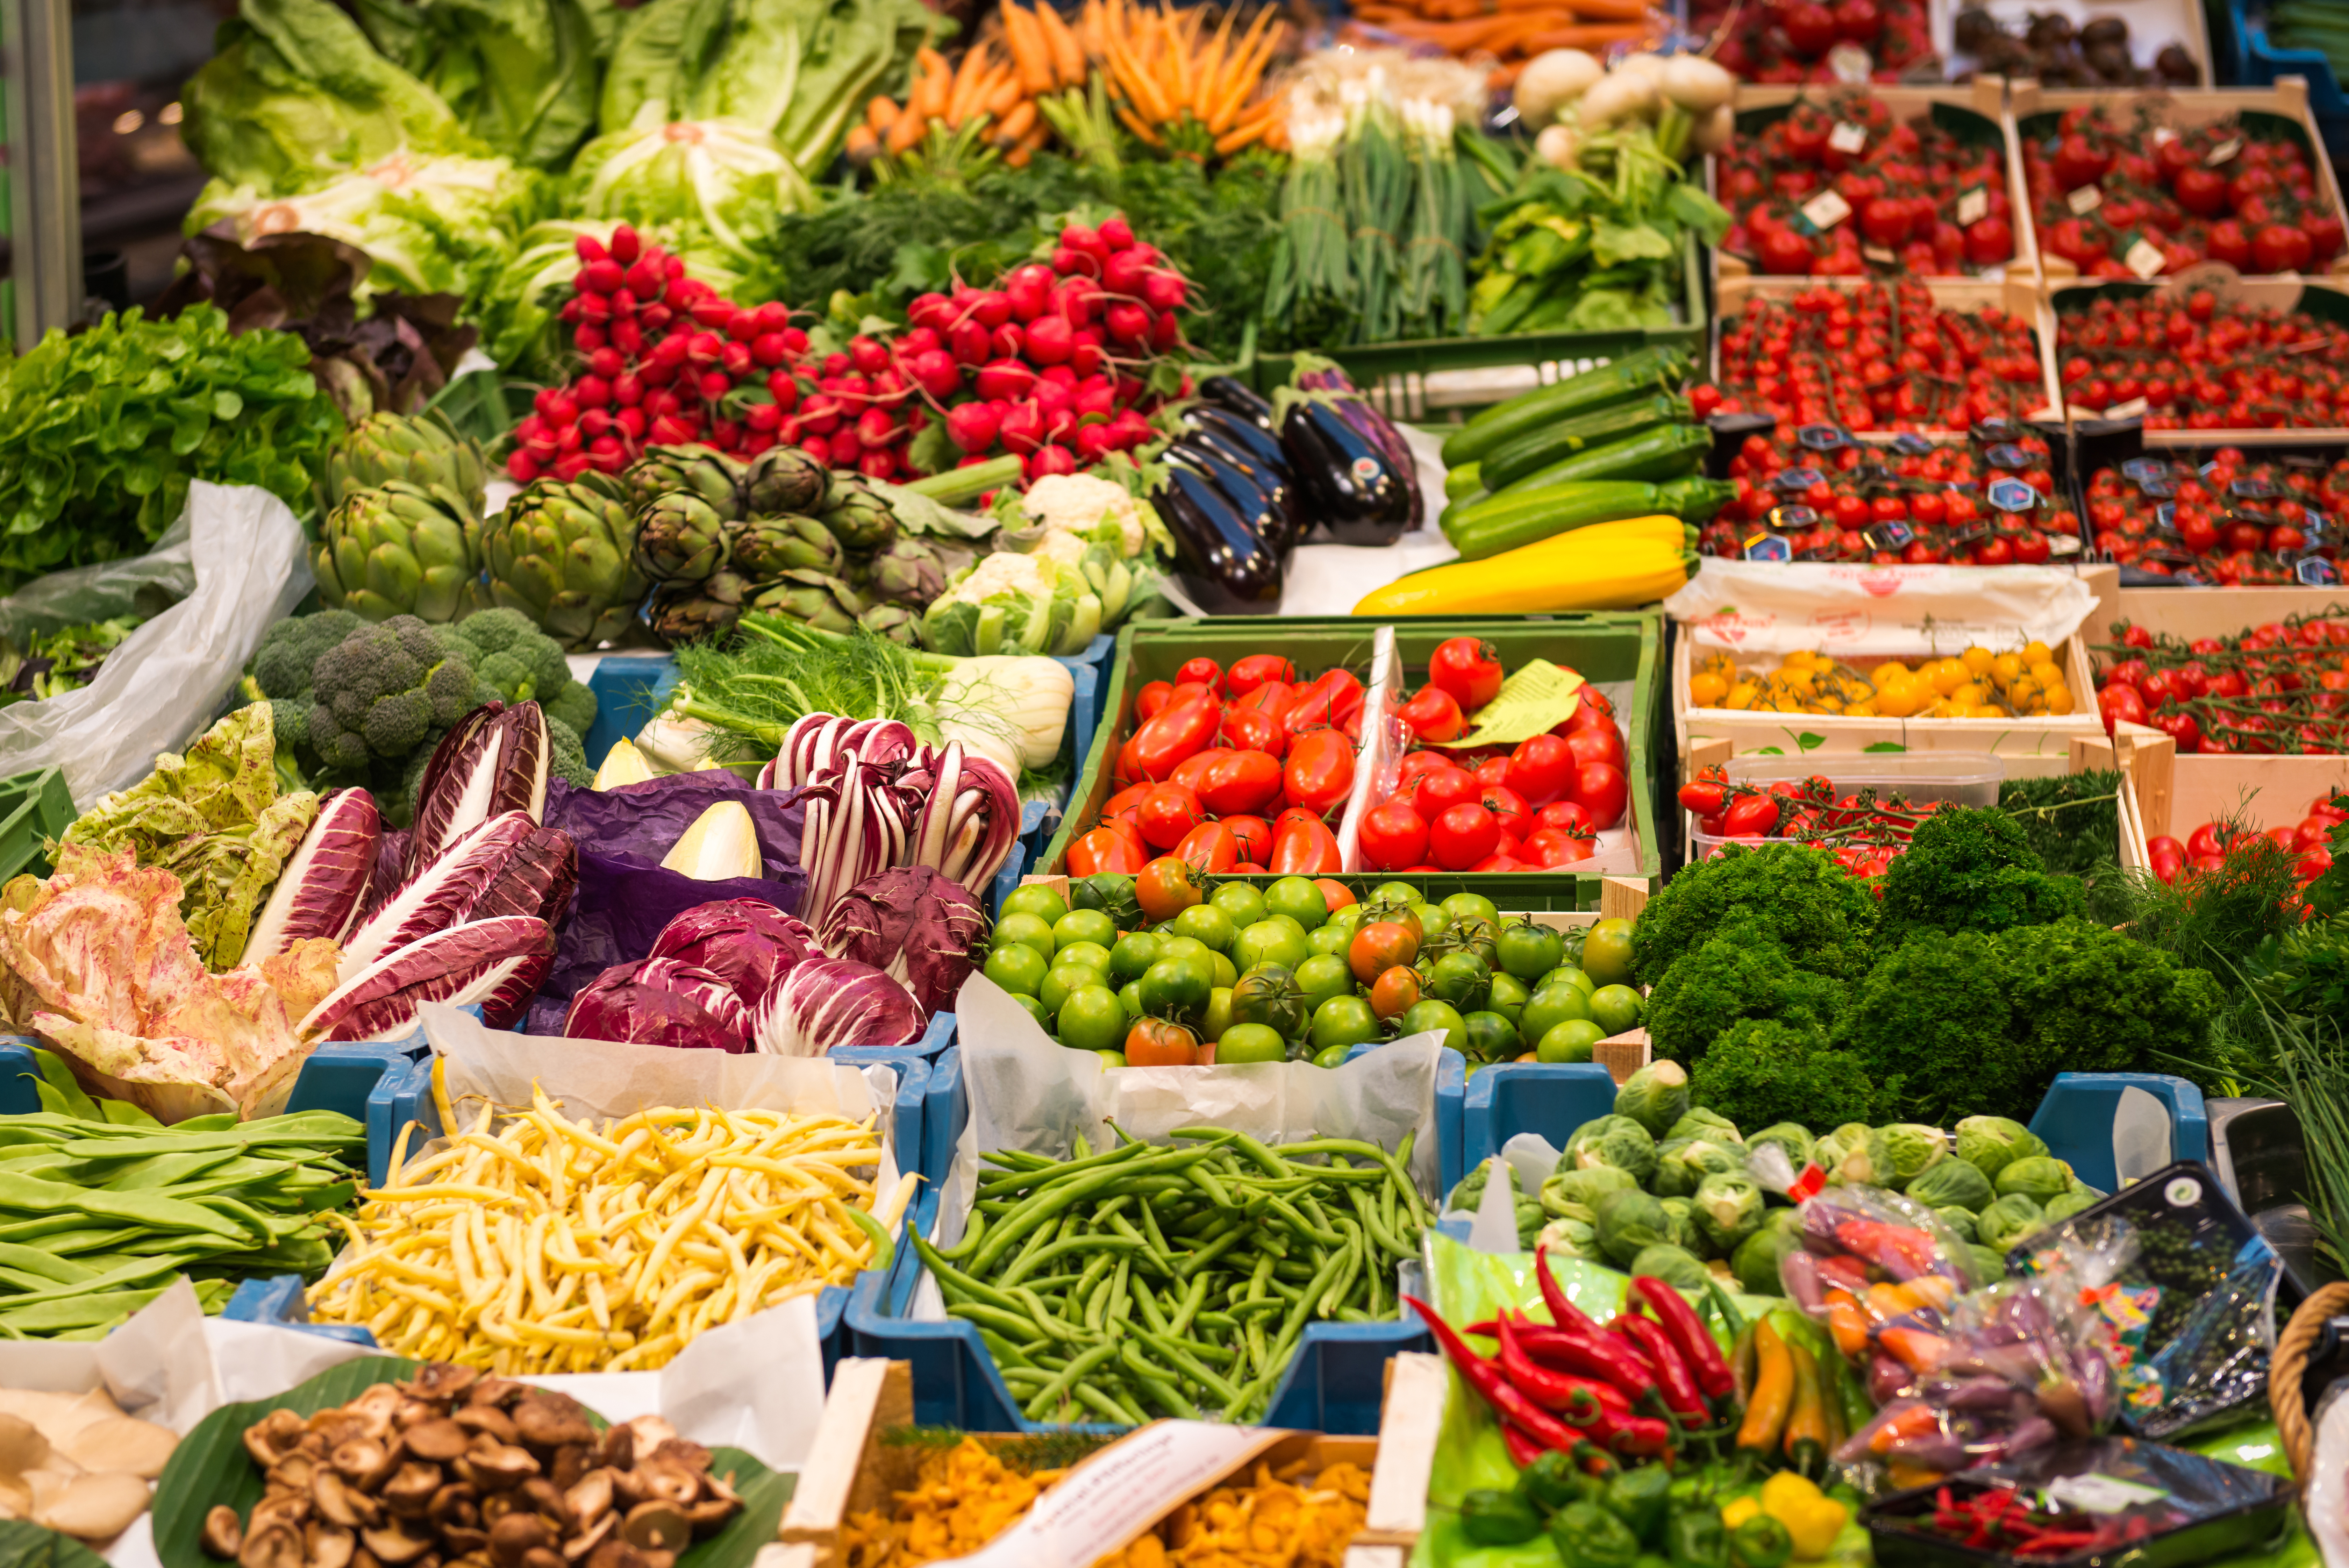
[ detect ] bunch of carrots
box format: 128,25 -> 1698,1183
1348,0 -> 1658,78
1080,0 -> 1288,157
850,1 -> 1087,168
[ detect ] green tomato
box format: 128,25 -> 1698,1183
1495,919 -> 1566,982
1370,881 -> 1425,907
1267,913 -> 1310,940
1265,876 -> 1329,930
1309,994 -> 1380,1052
1071,874 -> 1138,927
1095,1049 -> 1128,1068
1520,982 -> 1595,1044
984,943 -> 1049,997
1171,904 -> 1237,954
1539,964 -> 1597,996
1058,986 -> 1128,1053
1119,981 -> 1145,1018
1463,1010 -> 1521,1061
1210,882 -> 1269,929
1055,940 -> 1114,974
1001,884 -> 1069,926
1158,935 -> 1211,967
1326,905 -> 1367,940
1231,967 -> 1307,1038
1399,998 -> 1469,1055
994,911 -> 1058,960
1588,983 -> 1646,1036
1009,991 -> 1052,1029
1216,1022 -> 1288,1064
1040,964 -> 1104,1017
1448,915 -> 1499,968
1426,951 -> 1493,1011
1312,1042 -> 1354,1069
1201,985 -> 1234,1044
1582,918 -> 1636,987
1053,908 -> 1118,952
1440,892 -> 1501,930
1233,920 -> 1311,973
1293,953 -> 1354,1012
1108,931 -> 1165,986
1486,971 -> 1530,1027
1536,1019 -> 1605,1063
1138,954 -> 1215,1020
1410,902 -> 1450,943
1307,925 -> 1351,958
1209,950 -> 1238,990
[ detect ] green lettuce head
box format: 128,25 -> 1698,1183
1746,1122 -> 1815,1174
1658,1196 -> 1702,1256
1668,1107 -> 1743,1144
2042,1186 -> 2101,1225
1732,1213 -> 1801,1297
1977,1193 -> 2047,1253
1933,1205 -> 1980,1243
571,113 -> 812,261
1996,1155 -> 2076,1204
1593,1188 -> 1672,1267
1880,1124 -> 1951,1184
1538,1216 -> 1605,1263
1906,1156 -> 1995,1213
1955,1116 -> 2048,1179
190,150 -> 535,298
1827,1126 -> 1897,1188
1655,1136 -> 1746,1199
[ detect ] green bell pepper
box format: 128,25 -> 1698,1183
1462,1488 -> 1546,1547
1603,1465 -> 1674,1548
1552,1501 -> 1642,1568
1666,1509 -> 1729,1568
1730,1514 -> 1794,1568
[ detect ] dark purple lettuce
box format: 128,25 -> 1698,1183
561,957 -> 752,1052
648,898 -> 819,1009
817,868 -> 985,1015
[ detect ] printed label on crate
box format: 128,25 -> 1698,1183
1769,504 -> 1821,530
2301,556 -> 2341,585
2047,531 -> 2083,556
2207,137 -> 2243,166
1796,423 -> 1851,451
2121,457 -> 2168,482
1771,466 -> 1827,493
1957,185 -> 1989,226
1865,520 -> 1915,550
2233,476 -> 2281,498
2156,502 -> 2176,530
2309,508 -> 2332,537
1863,244 -> 1898,265
946,1422 -> 1292,1567
2044,1475 -> 2170,1516
1987,478 -> 2040,513
2103,397 -> 2152,420
2165,1175 -> 2204,1206
1890,432 -> 1934,456
2137,477 -> 2175,500
2066,184 -> 2104,215
1744,533 -> 1795,562
2125,237 -> 2166,278
1800,190 -> 1852,232
1972,416 -> 2023,443
2286,454 -> 2328,470
1829,120 -> 1868,154
1986,443 -> 2034,470
1828,42 -> 1872,81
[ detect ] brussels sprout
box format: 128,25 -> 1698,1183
1615,1061 -> 1693,1140
1629,1242 -> 1711,1292
1564,1115 -> 1660,1186
1933,1206 -> 1979,1243
1747,1122 -> 1815,1174
1880,1124 -> 1951,1184
1543,1163 -> 1642,1223
1693,1172 -> 1766,1255
1906,1157 -> 1995,1213
1594,1188 -> 1674,1267
1732,1216 -> 1800,1296
1955,1116 -> 2049,1180
1656,1137 -> 1747,1199
1539,1216 -> 1607,1263
1814,1123 -> 1871,1171
1995,1155 -> 2076,1204
1445,1156 -> 1506,1215
2042,1186 -> 2101,1225
1977,1193 -> 2047,1253
1828,1127 -> 1897,1188
1668,1107 -> 1744,1145
1659,1196 -> 1702,1256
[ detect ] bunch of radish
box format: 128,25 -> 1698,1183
904,216 -> 1194,484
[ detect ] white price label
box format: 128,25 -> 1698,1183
2208,137 -> 2243,165
1801,190 -> 1852,231
2067,183 -> 2104,214
2126,237 -> 2166,277
1956,186 -> 1988,226
1863,244 -> 1897,264
1827,42 -> 1872,81
2154,126 -> 2179,145
1829,120 -> 1868,154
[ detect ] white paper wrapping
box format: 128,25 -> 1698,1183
1662,561 -> 2096,657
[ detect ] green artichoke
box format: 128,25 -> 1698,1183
859,602 -> 921,646
821,482 -> 898,553
733,515 -> 841,579
635,492 -> 733,584
751,570 -> 864,635
625,444 -> 744,519
743,447 -> 828,516
315,481 -> 484,624
647,570 -> 751,646
325,411 -> 489,514
482,475 -> 647,650
869,537 -> 946,607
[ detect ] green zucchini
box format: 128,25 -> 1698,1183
1444,461 -> 1484,504
1438,346 -> 1690,469
1440,480 -> 1675,561
1497,422 -> 1713,495
1660,476 -> 1738,523
1481,393 -> 1695,492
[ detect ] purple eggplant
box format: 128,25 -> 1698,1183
1200,375 -> 1276,430
1151,466 -> 1283,614
1280,399 -> 1414,546
1179,409 -> 1300,550
1170,440 -> 1294,561
1298,375 -> 1422,529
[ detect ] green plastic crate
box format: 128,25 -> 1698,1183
0,768 -> 74,883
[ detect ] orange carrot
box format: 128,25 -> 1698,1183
845,124 -> 881,163
993,98 -> 1040,144
886,108 -> 927,153
1003,4 -> 1059,96
1115,103 -> 1166,145
910,49 -> 952,119
947,43 -> 994,125
1035,1 -> 1087,85
866,95 -> 900,131
1515,20 -> 1647,49
980,64 -> 1024,119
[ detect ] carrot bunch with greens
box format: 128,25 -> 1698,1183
849,1 -> 1090,170
1080,0 -> 1290,157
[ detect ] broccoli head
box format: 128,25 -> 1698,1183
546,715 -> 592,789
1645,925 -> 1848,1062
1690,1019 -> 1884,1133
249,610 -> 365,699
1633,843 -> 1880,983
1841,929 -> 2020,1125
544,680 -> 597,739
1877,807 -> 2084,947
309,615 -> 477,763
435,610 -> 571,704
1995,917 -> 2225,1095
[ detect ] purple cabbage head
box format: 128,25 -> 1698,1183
562,957 -> 753,1052
753,955 -> 923,1056
648,898 -> 821,1009
816,868 -> 986,1015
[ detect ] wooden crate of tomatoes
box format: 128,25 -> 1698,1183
2050,274 -> 2349,440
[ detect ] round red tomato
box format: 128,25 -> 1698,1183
1125,1017 -> 1198,1067
1428,637 -> 1504,712
1223,814 -> 1271,865
1430,803 -> 1501,870
1136,856 -> 1204,922
1359,799 -> 1430,871
1175,657 -> 1223,693
1569,763 -> 1628,832
1416,765 -> 1480,817
1481,784 -> 1533,839
2186,821 -> 2233,860
1349,920 -> 1420,983
2098,684 -> 2148,735
1069,824 -> 1146,877
1506,734 -> 1575,805
1564,725 -> 1626,771
1174,821 -> 1238,874
1475,755 -> 1512,790
1218,706 -> 1285,759
1137,783 -> 1205,849
1721,793 -> 1780,838
1537,799 -> 1594,834
1401,686 -> 1466,744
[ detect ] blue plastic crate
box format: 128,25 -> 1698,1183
582,655 -> 682,767
992,799 -> 1067,917
2212,15 -> 2349,157
2028,1072 -> 2211,1196
0,1036 -> 413,1129
1051,634 -> 1112,782
1457,1063 -> 1620,1190
837,1009 -> 956,1063
0,1041 -> 48,1115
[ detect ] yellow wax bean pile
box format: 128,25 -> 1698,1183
307,1081 -> 919,1373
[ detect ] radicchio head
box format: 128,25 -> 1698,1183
647,898 -> 819,1009
752,955 -> 923,1056
817,868 -> 986,1015
562,957 -> 753,1052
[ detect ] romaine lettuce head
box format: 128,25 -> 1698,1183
190,151 -> 535,298
570,114 -> 811,261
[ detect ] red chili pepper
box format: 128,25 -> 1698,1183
1405,1296 -> 1594,1456
1507,1317 -> 1659,1404
1499,1419 -> 1547,1469
1606,1413 -> 1673,1458
1495,1316 -> 1606,1425
1534,1243 -> 1606,1336
1615,1312 -> 1709,1425
1631,1274 -> 1737,1403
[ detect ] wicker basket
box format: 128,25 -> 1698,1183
2269,1280 -> 2349,1483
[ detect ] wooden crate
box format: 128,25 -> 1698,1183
2108,584 -> 2349,644
1711,82 -> 2034,287
2011,78 -> 2349,283
2113,722 -> 2349,840
1709,272 -> 2065,433
779,1359 -> 1414,1568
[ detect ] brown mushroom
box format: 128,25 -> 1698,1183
428,1483 -> 481,1530
643,1442 -> 707,1474
383,1463 -> 446,1518
333,1439 -> 400,1492
250,1493 -> 313,1535
240,1523 -> 306,1568
404,1422 -> 472,1464
619,1506 -> 688,1555
350,1389 -> 405,1436
402,1367 -> 478,1404
440,1527 -> 490,1556
562,1472 -> 614,1525
202,1506 -> 246,1560
362,1525 -> 437,1567
309,1523 -> 358,1568
354,1546 -> 384,1568
547,1447 -> 591,1493
246,1412 -> 311,1470
677,1498 -> 734,1534
560,1514 -> 616,1561
314,1471 -> 366,1530
619,1420 -> 675,1456
487,1511 -> 552,1567
454,1409 -> 518,1447
636,1549 -> 673,1568
478,1496 -> 516,1531
620,1465 -> 698,1510
592,1429 -> 632,1475
520,1548 -> 564,1568
467,1382 -> 525,1412
519,1479 -> 570,1529
583,1538 -> 638,1568
459,1445 -> 540,1493
510,1399 -> 595,1452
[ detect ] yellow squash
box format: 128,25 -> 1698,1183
1353,515 -> 1693,616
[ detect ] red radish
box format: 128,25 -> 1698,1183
1105,302 -> 1150,344
720,341 -> 751,377
1005,263 -> 1055,321
799,394 -> 841,433
1056,278 -> 1100,325
949,319 -> 990,366
831,426 -> 864,463
1099,215 -> 1135,250
1076,421 -> 1118,462
1070,338 -> 1104,378
969,291 -> 1013,328
745,402 -> 780,432
998,400 -> 1045,454
1051,245 -> 1093,276
974,358 -> 1037,401
1061,223 -> 1107,261
909,292 -> 951,330
752,332 -> 791,366
1143,270 -> 1187,312
1038,363 -> 1078,389
946,401 -> 1000,451
764,372 -> 798,411
576,376 -> 611,407
579,259 -> 624,294
1076,377 -> 1116,419
1149,309 -> 1180,352
822,351 -> 850,376
860,449 -> 899,480
698,370 -> 731,400
1034,378 -> 1074,420
990,323 -> 1024,360
801,434 -> 831,464
611,372 -> 643,405
1103,248 -> 1149,295
897,326 -> 940,357
910,350 -> 961,399
1110,409 -> 1156,448
1027,443 -> 1079,479
856,407 -> 898,447
1026,313 -> 1074,364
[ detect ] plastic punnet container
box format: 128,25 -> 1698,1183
1684,752 -> 2007,860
